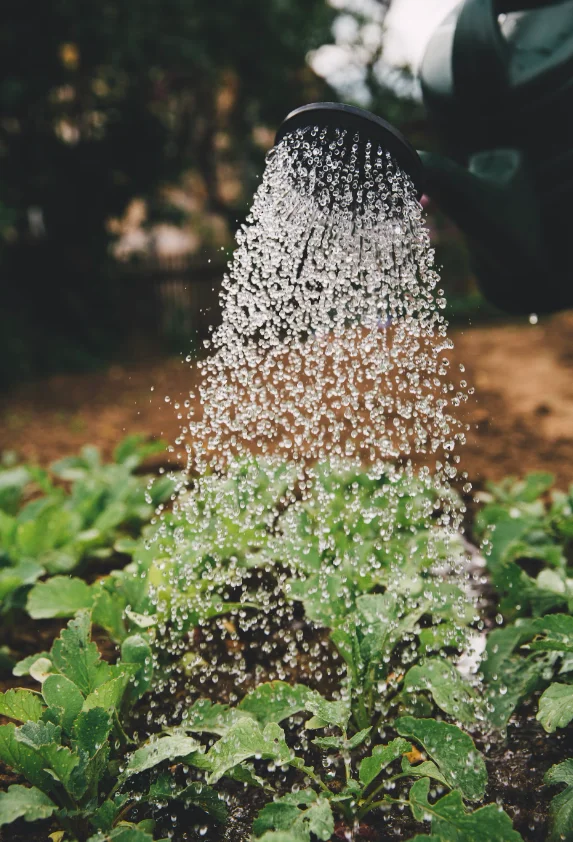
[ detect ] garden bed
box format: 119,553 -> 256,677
1,439 -> 573,841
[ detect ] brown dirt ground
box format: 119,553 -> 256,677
2,311 -> 573,489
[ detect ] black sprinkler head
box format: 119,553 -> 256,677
275,102 -> 425,198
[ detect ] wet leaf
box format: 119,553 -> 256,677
402,659 -> 478,725
72,708 -> 112,757
0,689 -> 45,724
180,698 -> 235,736
0,723 -> 55,791
206,719 -> 292,784
304,696 -> 350,732
123,734 -> 202,780
396,717 -> 487,802
42,675 -> 84,733
82,676 -> 128,713
253,790 -> 333,841
537,683 -> 573,732
312,726 -> 372,753
401,756 -> 448,788
408,778 -> 523,840
359,738 -> 411,788
545,759 -> 573,842
120,635 -> 153,706
0,784 -> 56,826
51,612 -> 112,695
529,614 -> 573,653
15,721 -> 79,788
177,781 -> 228,823
239,681 -> 316,727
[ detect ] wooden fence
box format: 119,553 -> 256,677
120,255 -> 227,350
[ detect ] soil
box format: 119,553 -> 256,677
2,311 -> 573,490
2,311 -> 573,840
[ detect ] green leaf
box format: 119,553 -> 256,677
15,718 -> 61,748
304,696 -> 350,732
42,674 -> 84,733
0,689 -> 44,723
402,660 -> 478,725
72,708 -> 112,756
123,734 -> 202,780
408,778 -> 523,841
537,683 -> 573,733
224,761 -> 270,790
0,561 -> 44,602
0,723 -> 55,791
16,720 -> 80,788
27,576 -> 94,619
176,781 -> 228,823
92,585 -> 127,643
545,759 -> 573,842
253,791 -> 333,841
344,726 -> 372,750
401,756 -> 448,787
238,681 -> 316,727
180,698 -> 235,736
51,612 -> 112,695
0,784 -> 56,826
396,717 -> 487,802
545,758 -> 573,787
120,635 -> 153,706
359,738 -> 411,788
83,676 -> 128,713
206,719 -> 292,784
13,652 -> 51,678
529,614 -> 573,653
404,837 -> 442,842
312,727 -> 372,753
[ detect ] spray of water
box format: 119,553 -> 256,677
186,128 -> 469,484
146,125 -> 476,735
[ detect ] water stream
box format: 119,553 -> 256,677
143,125 -> 478,837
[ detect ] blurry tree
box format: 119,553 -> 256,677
309,0 -> 428,145
0,0 -> 335,383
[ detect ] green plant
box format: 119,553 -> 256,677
274,461 -> 464,620
0,612 -> 228,841
0,436 -> 175,612
163,679 -> 520,841
475,471 -> 573,617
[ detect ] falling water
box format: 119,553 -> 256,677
147,123 -> 475,723
185,127 -> 470,484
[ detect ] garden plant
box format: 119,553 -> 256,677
0,441 -> 572,841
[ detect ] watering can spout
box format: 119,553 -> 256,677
419,148 -> 547,313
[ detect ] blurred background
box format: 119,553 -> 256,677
0,0 -> 475,384
2,0 -> 571,486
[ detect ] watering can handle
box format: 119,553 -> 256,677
452,0 -> 569,103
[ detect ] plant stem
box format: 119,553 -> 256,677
296,763 -> 331,794
352,693 -> 370,731
360,794 -> 409,819
358,780 -> 387,819
113,798 -> 136,826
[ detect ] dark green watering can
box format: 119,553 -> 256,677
419,0 -> 573,313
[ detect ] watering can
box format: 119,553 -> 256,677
276,0 -> 573,314
419,0 -> 573,313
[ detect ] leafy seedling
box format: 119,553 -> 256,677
0,612 -> 224,840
